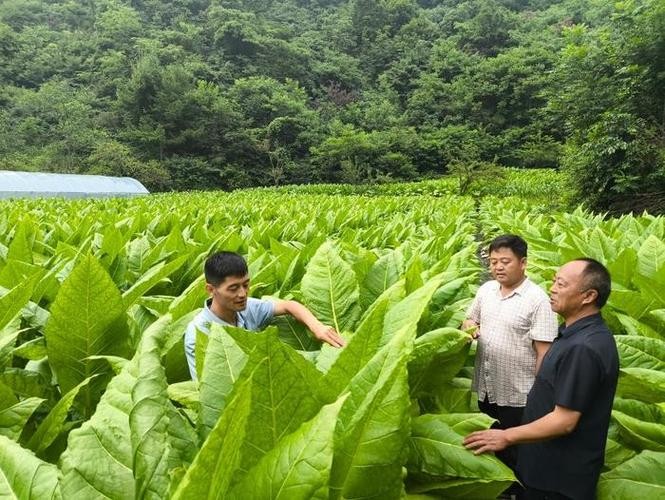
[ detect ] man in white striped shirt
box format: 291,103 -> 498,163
462,234 -> 558,472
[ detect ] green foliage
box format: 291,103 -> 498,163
1,118 -> 664,498
44,254 -> 131,416
597,450 -> 665,498
3,0 -> 653,200
407,413 -> 515,498
551,0 -> 665,213
449,160 -> 503,196
0,434 -> 61,498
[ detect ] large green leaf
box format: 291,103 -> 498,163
322,281 -> 404,391
406,414 -> 515,499
633,272 -> 665,312
228,396 -> 346,500
130,314 -> 197,500
617,367 -> 665,403
301,241 -> 360,333
427,413 -> 498,435
360,249 -> 404,308
0,275 -> 38,331
167,381 -> 198,409
0,435 -> 61,499
224,329 -> 334,475
405,254 -> 425,294
636,235 -> 665,283
169,274 -> 206,320
273,314 -> 320,351
408,328 -> 471,396
122,255 -> 188,309
614,312 -> 664,340
610,288 -> 657,320
0,259 -> 43,291
12,337 -> 48,361
97,224 -> 127,268
597,450 -> 665,499
607,247 -> 638,288
604,437 -> 637,471
197,324 -> 249,441
612,398 -> 665,451
381,275 -> 444,347
59,357 -> 137,498
59,315 -> 180,499
421,378 -> 479,414
7,219 -> 34,264
0,367 -> 49,399
329,324 -> 414,500
616,336 -> 665,370
0,397 -> 44,441
172,376 -> 252,500
27,376 -> 98,458
44,254 -> 130,415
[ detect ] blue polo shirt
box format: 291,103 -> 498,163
184,297 -> 274,380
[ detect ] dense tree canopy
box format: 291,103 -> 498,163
0,0 -> 663,212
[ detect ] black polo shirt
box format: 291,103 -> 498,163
517,313 -> 619,500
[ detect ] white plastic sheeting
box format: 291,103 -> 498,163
0,171 -> 149,199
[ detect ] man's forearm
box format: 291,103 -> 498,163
464,405 -> 581,454
504,406 -> 580,445
282,300 -> 324,331
533,340 -> 551,375
275,300 -> 345,347
535,353 -> 545,375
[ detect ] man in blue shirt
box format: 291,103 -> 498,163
184,251 -> 345,380
464,258 -> 619,499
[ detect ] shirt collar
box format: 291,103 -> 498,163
494,276 -> 531,299
558,312 -> 603,338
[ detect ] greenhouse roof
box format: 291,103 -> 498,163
0,171 -> 149,199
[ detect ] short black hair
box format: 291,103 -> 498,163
577,257 -> 612,308
204,251 -> 248,286
488,234 -> 528,259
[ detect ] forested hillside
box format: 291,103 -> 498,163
0,0 -> 663,211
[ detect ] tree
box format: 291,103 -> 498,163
550,0 -> 665,212
453,0 -> 519,56
87,140 -> 171,192
0,81 -> 105,172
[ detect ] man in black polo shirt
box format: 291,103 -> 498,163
464,258 -> 619,500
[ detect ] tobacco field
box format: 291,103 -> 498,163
0,189 -> 663,499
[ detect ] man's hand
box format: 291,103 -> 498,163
461,319 -> 479,340
273,299 -> 346,348
312,324 -> 345,348
464,406 -> 581,455
463,429 -> 510,454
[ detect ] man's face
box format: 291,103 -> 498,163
208,274 -> 250,312
489,247 -> 526,288
549,261 -> 593,317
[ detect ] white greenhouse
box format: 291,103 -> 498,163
0,171 -> 149,199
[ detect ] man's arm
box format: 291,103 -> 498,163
273,300 -> 345,348
533,340 -> 551,374
528,297 -> 557,373
463,405 -> 581,454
